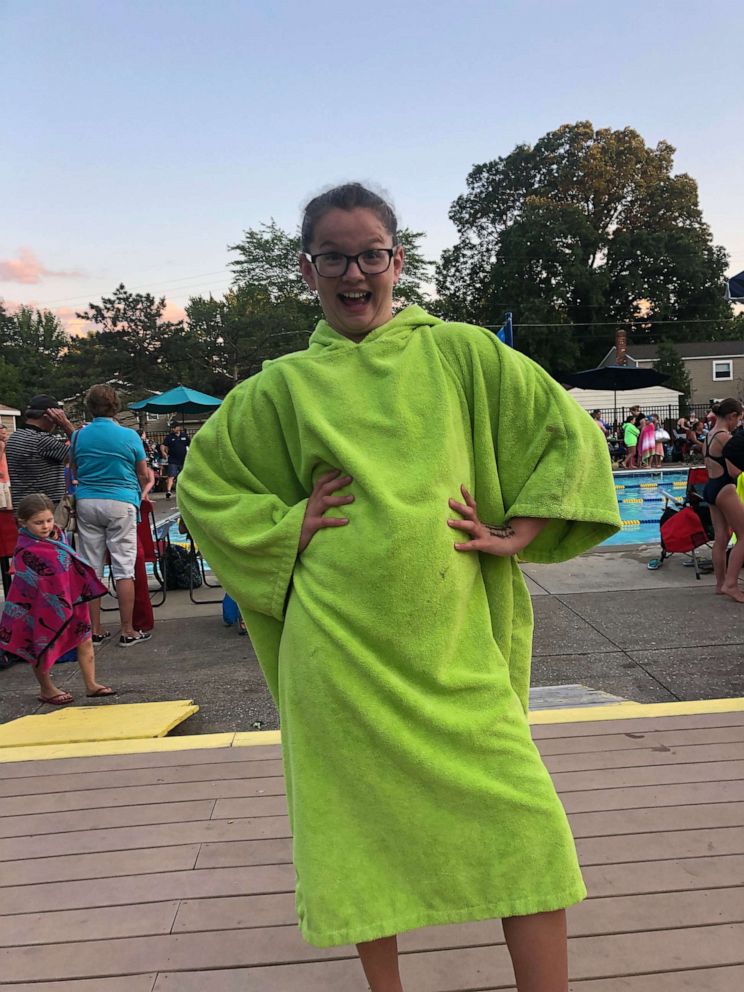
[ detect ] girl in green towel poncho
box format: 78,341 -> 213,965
178,183 -> 621,992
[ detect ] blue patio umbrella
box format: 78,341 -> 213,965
725,270 -> 744,303
127,385 -> 223,415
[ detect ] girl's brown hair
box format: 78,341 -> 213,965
301,182 -> 398,251
16,493 -> 54,523
711,398 -> 743,418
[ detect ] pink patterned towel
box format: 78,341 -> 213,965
0,530 -> 107,671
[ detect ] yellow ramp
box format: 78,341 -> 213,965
0,700 -> 199,749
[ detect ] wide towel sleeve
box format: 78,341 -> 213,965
177,374 -> 308,626
442,324 -> 622,562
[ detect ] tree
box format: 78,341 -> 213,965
654,341 -> 691,409
0,302 -> 70,408
228,221 -> 315,304
0,356 -> 22,410
394,229 -> 434,310
437,122 -> 731,376
76,284 -> 185,393
51,334 -> 113,411
185,284 -> 315,391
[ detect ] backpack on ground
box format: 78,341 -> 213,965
163,544 -> 202,590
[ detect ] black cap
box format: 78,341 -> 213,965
27,395 -> 63,413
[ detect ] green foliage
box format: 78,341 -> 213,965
228,221 -> 313,303
0,356 -> 22,410
394,229 -> 434,310
185,284 -> 316,390
437,122 -> 731,375
75,284 -> 185,393
0,301 -> 70,408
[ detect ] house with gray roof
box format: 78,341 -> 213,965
600,341 -> 744,406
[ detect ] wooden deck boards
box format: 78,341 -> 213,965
0,711 -> 742,990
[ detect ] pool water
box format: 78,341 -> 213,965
605,469 -> 689,547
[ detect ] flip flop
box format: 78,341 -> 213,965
38,692 -> 74,706
86,687 -> 116,698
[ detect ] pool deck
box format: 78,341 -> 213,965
1,703 -> 743,990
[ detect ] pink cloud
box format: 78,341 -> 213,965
162,300 -> 187,323
0,298 -> 93,337
54,306 -> 95,337
0,247 -> 84,284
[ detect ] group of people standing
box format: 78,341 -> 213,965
0,385 -> 169,706
591,406 -> 672,469
619,408 -> 670,469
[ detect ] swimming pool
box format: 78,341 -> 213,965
605,469 -> 688,547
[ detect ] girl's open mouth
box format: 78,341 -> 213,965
339,291 -> 372,311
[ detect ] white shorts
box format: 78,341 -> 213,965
76,499 -> 137,581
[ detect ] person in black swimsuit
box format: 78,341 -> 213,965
702,398 -> 744,601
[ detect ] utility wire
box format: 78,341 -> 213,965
29,269 -> 234,308
494,317 -> 740,328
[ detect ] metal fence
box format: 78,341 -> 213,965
594,403 -> 711,432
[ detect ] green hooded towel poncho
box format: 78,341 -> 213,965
178,306 -> 621,948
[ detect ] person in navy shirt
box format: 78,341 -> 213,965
160,421 -> 190,499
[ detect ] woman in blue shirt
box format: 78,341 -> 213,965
74,385 -> 153,647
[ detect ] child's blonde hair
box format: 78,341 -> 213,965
16,493 -> 55,524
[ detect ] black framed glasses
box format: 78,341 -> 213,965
305,247 -> 396,278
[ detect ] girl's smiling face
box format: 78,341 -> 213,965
24,509 -> 56,539
300,207 -> 404,342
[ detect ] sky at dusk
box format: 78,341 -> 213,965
2,0 -> 742,333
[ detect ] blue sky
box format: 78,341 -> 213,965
2,0 -> 742,330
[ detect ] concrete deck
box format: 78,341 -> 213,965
0,707 -> 743,989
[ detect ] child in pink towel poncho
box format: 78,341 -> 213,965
0,493 -> 114,705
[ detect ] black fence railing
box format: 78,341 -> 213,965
594,403 -> 711,432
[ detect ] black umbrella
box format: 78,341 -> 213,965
725,270 -> 744,303
562,365 -> 670,423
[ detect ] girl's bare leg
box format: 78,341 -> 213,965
502,909 -> 568,992
708,504 -> 731,593
356,935 -> 404,992
76,637 -> 112,694
717,488 -> 744,603
89,597 -> 103,636
32,664 -> 71,700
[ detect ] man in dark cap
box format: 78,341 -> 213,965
159,420 -> 190,500
5,395 -> 76,508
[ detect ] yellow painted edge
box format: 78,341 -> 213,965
3,698 -> 744,762
528,697 -> 744,724
233,730 -> 282,747
0,733 -> 236,764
